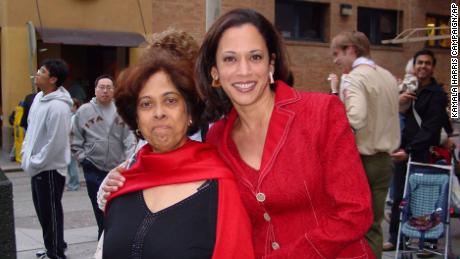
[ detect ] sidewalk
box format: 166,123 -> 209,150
3,149 -> 460,258
2,151 -> 98,259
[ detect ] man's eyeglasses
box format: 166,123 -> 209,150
97,85 -> 114,91
36,67 -> 48,75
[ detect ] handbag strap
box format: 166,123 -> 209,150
411,100 -> 422,127
412,99 -> 449,146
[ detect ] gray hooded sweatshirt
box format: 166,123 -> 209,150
71,97 -> 136,172
21,86 -> 73,177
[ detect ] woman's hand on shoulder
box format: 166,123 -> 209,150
103,165 -> 126,193
97,162 -> 127,210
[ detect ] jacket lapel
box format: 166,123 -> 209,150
218,81 -> 301,191
257,82 -> 300,189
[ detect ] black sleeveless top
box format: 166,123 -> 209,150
103,180 -> 217,259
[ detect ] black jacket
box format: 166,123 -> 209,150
401,78 -> 449,162
20,93 -> 37,130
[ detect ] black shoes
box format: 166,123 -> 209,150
35,243 -> 67,258
35,250 -> 47,257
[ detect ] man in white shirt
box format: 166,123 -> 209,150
331,31 -> 400,259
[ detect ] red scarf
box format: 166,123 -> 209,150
107,140 -> 254,259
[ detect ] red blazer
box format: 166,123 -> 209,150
207,81 -> 374,259
107,140 -> 255,259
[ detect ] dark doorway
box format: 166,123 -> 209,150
37,42 -> 129,103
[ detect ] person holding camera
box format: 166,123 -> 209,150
384,49 -> 451,256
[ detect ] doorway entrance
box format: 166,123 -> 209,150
37,41 -> 129,103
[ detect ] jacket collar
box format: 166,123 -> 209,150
224,80 -> 300,128
274,80 -> 301,106
418,78 -> 442,93
352,57 -> 376,69
219,81 -> 300,190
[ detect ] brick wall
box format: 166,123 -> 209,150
150,0 -> 452,91
282,0 -> 452,91
151,0 -> 206,42
221,0 -> 275,21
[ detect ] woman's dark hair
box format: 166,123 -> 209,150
195,8 -> 290,121
114,29 -> 203,139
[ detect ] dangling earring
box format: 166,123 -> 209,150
269,71 -> 274,84
212,76 -> 221,87
188,119 -> 193,126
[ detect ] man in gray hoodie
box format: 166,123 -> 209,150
21,59 -> 72,259
71,75 -> 136,239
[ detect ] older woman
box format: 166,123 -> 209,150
195,9 -> 374,258
101,30 -> 254,259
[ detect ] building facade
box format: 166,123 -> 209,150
0,0 -> 452,150
0,0 -> 153,149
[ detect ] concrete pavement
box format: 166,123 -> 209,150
2,151 -> 98,259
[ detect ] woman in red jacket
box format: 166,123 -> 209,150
194,8 -> 374,259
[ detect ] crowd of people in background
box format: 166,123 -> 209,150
9,7 -> 454,259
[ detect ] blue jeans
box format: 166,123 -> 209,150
81,160 -> 107,240
67,158 -> 80,190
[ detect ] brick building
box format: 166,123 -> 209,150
152,0 -> 452,92
0,0 -> 453,149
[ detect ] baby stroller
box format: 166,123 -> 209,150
395,154 -> 455,259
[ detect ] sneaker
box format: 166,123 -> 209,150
36,244 -> 67,258
36,250 -> 46,257
382,242 -> 396,251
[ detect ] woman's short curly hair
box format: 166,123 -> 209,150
114,29 -> 203,139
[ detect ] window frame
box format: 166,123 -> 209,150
275,0 -> 328,43
357,7 -> 400,46
425,13 -> 450,49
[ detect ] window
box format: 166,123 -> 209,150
426,14 -> 450,48
275,1 -> 327,42
358,7 -> 399,45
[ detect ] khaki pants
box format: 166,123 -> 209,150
361,153 -> 393,259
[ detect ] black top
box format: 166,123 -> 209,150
103,180 -> 218,259
20,93 -> 37,130
402,78 -> 448,162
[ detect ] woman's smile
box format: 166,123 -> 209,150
232,81 -> 257,93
